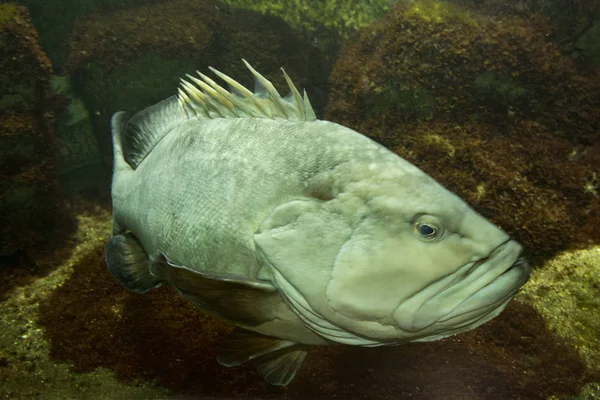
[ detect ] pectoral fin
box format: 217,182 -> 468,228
151,256 -> 282,327
218,328 -> 309,386
105,233 -> 162,293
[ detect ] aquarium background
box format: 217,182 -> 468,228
0,0 -> 599,399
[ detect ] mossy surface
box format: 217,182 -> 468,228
64,0 -> 217,72
220,0 -> 397,37
517,246 -> 600,371
0,3 -> 18,23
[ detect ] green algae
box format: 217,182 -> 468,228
0,3 -> 18,23
220,0 -> 397,37
517,246 -> 600,371
549,382 -> 600,400
403,0 -> 479,26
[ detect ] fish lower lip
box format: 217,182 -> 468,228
438,256 -> 530,323
492,256 -> 530,286
501,257 -> 529,277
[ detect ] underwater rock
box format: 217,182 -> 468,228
326,0 -> 600,258
64,0 -> 331,161
517,245 -> 600,371
13,0 -> 161,70
64,0 -> 218,73
0,4 -> 64,257
449,0 -> 600,60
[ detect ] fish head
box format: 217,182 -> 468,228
255,155 -> 530,346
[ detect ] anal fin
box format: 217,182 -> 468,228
105,233 -> 162,293
218,328 -> 309,386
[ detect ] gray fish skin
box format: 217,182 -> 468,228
106,62 -> 530,385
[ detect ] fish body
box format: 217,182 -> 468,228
106,61 -> 530,385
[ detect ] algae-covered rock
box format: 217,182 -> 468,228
449,0 -> 600,54
326,0 -> 600,257
64,0 -> 217,73
0,4 -> 66,258
517,246 -> 600,370
220,0 -> 398,37
15,0 -> 160,70
474,71 -> 530,108
52,76 -> 100,170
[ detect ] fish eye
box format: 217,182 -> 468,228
412,215 -> 444,241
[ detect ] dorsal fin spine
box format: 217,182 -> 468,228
179,60 -> 317,121
282,68 -> 305,120
182,78 -> 228,118
180,80 -> 206,107
242,59 -> 289,119
197,71 -> 243,116
186,73 -> 236,116
303,90 -> 317,120
181,82 -> 214,119
208,66 -> 272,118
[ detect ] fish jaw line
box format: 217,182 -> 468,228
393,240 -> 527,334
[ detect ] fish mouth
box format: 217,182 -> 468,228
436,255 -> 529,326
393,240 -> 530,335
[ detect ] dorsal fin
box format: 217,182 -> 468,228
117,61 -> 317,170
122,95 -> 187,169
178,59 -> 317,121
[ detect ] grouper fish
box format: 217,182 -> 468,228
105,60 -> 531,386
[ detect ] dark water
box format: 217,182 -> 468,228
0,0 -> 599,399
